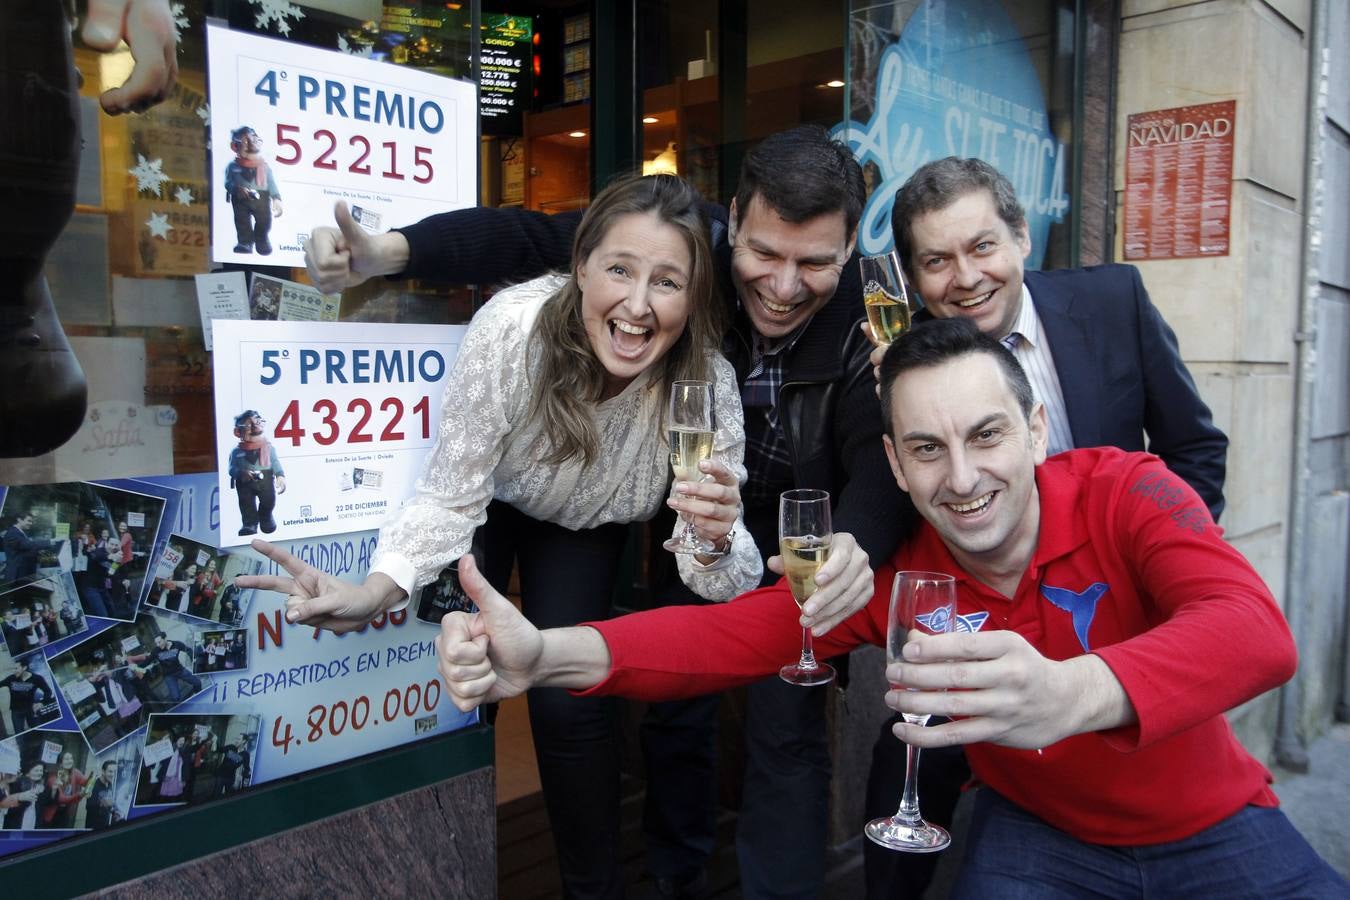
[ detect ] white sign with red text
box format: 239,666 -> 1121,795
211,320 -> 465,547
206,24 -> 477,267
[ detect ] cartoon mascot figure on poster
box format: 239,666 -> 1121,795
224,126 -> 282,255
227,410 -> 285,536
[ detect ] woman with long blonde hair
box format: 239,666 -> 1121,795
243,173 -> 758,897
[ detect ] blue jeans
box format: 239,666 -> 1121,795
955,789 -> 1348,899
163,670 -> 203,702
78,581 -> 109,618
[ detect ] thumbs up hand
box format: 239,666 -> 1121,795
303,201 -> 411,294
437,556 -> 546,711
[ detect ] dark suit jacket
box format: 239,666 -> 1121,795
2,525 -> 46,583
1025,264 -> 1227,519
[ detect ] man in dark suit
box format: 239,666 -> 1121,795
865,155 -> 1228,897
2,512 -> 54,584
84,761 -> 121,830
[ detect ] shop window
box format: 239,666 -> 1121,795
841,0 -> 1075,269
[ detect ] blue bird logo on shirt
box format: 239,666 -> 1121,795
1041,582 -> 1109,653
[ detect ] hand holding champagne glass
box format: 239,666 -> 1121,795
860,251 -> 913,347
778,489 -> 835,686
663,380 -> 724,557
865,571 -> 956,852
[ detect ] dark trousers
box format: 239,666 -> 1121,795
479,501 -> 629,900
737,677 -> 831,898
235,473 -> 277,529
11,708 -> 33,735
232,193 -> 272,247
162,669 -> 203,702
108,578 -> 133,619
640,693 -> 720,882
955,789 -> 1348,898
643,674 -> 832,900
865,715 -> 969,899
642,501 -> 833,899
77,578 -> 110,618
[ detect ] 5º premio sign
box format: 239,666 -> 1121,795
211,320 -> 467,547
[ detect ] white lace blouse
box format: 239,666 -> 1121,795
372,273 -> 761,603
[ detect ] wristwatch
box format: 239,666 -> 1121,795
709,526 -> 735,557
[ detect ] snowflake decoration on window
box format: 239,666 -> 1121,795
145,212 -> 172,240
248,0 -> 305,36
196,104 -> 210,126
170,2 -> 188,44
128,155 -> 171,196
174,186 -> 194,206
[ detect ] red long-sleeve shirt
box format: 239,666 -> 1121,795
583,448 -> 1295,845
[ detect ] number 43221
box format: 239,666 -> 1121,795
273,397 -> 431,446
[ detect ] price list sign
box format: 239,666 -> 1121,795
479,14 -> 532,136
211,320 -> 466,547
1123,100 -> 1236,261
206,24 -> 476,267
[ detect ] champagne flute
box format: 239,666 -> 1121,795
865,570 -> 956,852
777,488 -> 835,686
662,380 -> 724,557
859,251 -> 913,346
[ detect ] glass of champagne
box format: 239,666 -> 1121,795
865,570 -> 956,852
859,251 -> 913,347
778,488 -> 835,686
663,380 -> 724,557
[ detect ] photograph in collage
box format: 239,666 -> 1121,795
0,651 -> 64,740
0,482 -> 171,622
47,614 -> 203,754
0,576 -> 87,660
0,730 -> 92,831
135,713 -> 260,807
143,534 -> 260,625
413,561 -> 479,626
192,628 -> 249,675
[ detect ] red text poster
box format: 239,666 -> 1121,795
1124,100 -> 1236,260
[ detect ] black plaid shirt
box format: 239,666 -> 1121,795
738,326 -> 808,510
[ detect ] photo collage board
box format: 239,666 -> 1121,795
0,474 -> 476,861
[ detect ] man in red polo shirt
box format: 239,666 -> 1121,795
437,317 -> 1343,897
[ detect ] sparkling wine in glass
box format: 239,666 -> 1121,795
860,251 -> 913,347
662,380 -> 723,557
865,570 -> 956,852
777,488 -> 835,686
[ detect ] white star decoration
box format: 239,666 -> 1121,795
145,212 -> 172,240
196,104 -> 210,125
174,186 -> 194,206
128,155 -> 170,196
170,2 -> 188,43
249,0 -> 305,35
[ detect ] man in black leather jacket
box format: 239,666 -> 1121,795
306,126 -> 912,900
